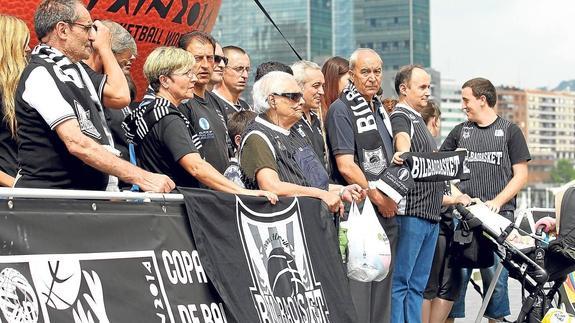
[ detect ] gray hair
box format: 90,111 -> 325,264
349,48 -> 381,70
252,71 -> 296,114
34,0 -> 81,41
291,60 -> 320,89
102,20 -> 137,56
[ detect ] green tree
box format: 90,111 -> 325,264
550,159 -> 575,184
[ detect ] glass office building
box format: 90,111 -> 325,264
212,0 -> 332,100
354,0 -> 430,70
211,0 -> 432,101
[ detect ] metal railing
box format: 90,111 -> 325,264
0,187 -> 184,202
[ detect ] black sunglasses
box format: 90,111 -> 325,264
214,55 -> 228,65
272,92 -> 303,102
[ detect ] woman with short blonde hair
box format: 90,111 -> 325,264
124,47 -> 277,202
0,14 -> 30,187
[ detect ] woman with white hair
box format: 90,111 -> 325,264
123,47 -> 276,202
240,71 -> 364,213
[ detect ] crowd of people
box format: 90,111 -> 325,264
0,1 -> 532,322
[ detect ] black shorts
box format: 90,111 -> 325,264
423,218 -> 462,301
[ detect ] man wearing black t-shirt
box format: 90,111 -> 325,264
14,0 -> 173,192
325,48 -> 398,323
212,46 -> 252,117
443,78 -> 530,323
178,31 -> 232,174
292,60 -> 327,166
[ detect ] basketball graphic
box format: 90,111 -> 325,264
266,247 -> 306,298
29,260 -> 82,310
237,197 -> 330,321
0,268 -> 39,323
1,0 -> 222,97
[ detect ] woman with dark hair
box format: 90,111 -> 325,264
0,14 -> 30,187
320,56 -> 350,120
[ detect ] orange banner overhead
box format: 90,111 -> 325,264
2,0 -> 222,99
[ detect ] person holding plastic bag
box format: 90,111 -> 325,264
325,48 -> 407,323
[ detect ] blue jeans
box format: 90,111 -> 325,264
391,216 -> 439,323
449,253 -> 510,319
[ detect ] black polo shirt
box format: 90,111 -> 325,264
178,92 -> 231,174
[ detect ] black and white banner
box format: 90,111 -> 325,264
181,189 -> 357,323
0,197 -> 229,323
402,150 -> 471,182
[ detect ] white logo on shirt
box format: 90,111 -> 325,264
199,118 -> 210,130
494,129 -> 504,137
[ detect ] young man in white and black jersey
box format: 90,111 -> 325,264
442,78 -> 530,323
389,65 -> 445,323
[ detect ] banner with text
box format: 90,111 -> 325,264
0,197 -> 230,323
181,189 -> 358,323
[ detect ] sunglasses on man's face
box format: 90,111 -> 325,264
214,55 -> 228,65
272,92 -> 304,102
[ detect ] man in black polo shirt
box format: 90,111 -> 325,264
14,0 -> 174,192
212,46 -> 252,117
178,31 -> 232,174
292,60 -> 327,166
444,78 -> 530,323
390,65 -> 444,323
325,48 -> 397,323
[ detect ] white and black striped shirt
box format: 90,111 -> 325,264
391,104 -> 444,222
441,117 -> 531,212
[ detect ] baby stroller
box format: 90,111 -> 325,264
454,188 -> 575,323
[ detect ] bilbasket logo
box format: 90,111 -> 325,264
236,197 -> 330,322
362,147 -> 386,176
398,168 -> 410,181
462,127 -> 471,139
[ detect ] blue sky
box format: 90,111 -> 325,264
431,0 -> 575,89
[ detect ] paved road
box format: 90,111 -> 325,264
453,274 -> 523,322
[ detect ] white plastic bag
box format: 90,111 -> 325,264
344,197 -> 392,282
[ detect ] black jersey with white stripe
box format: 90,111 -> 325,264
391,104 -> 444,222
441,117 -> 530,212
178,92 -> 232,174
240,116 -> 329,190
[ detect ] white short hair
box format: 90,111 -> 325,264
291,60 -> 320,88
252,71 -> 296,114
349,48 -> 381,70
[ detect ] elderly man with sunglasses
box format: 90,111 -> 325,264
14,0 -> 174,192
177,31 -> 234,175
212,45 -> 252,117
239,71 -> 364,215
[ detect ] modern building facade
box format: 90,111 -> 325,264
211,0 -> 332,102
496,87 -> 575,184
353,0 -> 430,70
212,0 -> 433,101
439,79 -> 465,142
